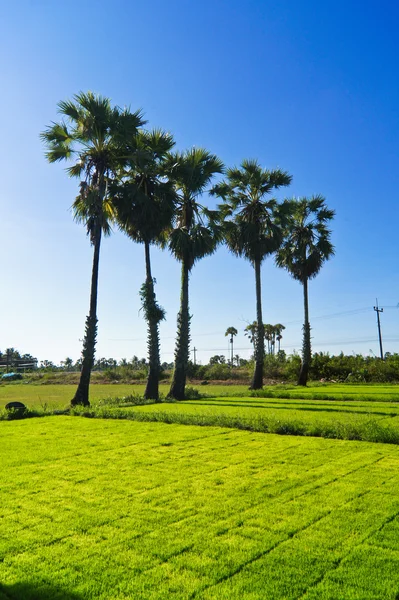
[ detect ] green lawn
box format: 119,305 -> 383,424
2,417 -> 399,599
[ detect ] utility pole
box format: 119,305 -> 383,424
192,347 -> 197,365
373,299 -> 384,360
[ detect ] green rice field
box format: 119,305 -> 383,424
2,383 -> 399,598
2,417 -> 399,599
1,383 -> 253,409
0,382 -> 398,409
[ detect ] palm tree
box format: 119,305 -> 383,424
211,159 -> 292,389
111,129 -> 176,401
61,357 -> 74,371
244,322 -> 258,351
225,326 -> 238,366
166,148 -> 224,399
41,92 -> 144,406
275,323 -> 286,353
264,324 -> 275,355
276,196 -> 335,386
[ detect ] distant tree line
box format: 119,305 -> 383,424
188,351 -> 399,383
0,348 -> 38,372
41,91 -> 335,406
3,347 -> 399,384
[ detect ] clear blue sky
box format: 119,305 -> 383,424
1,0 -> 398,365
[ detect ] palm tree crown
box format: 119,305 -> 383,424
225,326 -> 238,338
276,195 -> 335,281
166,148 -> 225,270
42,91 -> 145,243
211,159 -> 292,264
112,128 -> 176,245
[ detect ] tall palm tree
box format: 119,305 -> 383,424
41,92 -> 145,406
166,148 -> 224,400
225,326 -> 238,366
211,159 -> 292,389
111,129 -> 176,401
276,195 -> 335,386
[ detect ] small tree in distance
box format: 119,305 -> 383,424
225,327 -> 238,366
275,323 -> 286,353
244,321 -> 258,352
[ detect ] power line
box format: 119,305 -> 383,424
158,337 -> 399,356
108,305 -> 386,342
284,307 -> 372,326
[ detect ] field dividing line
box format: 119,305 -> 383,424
0,506 -> 204,570
294,483 -> 399,599
1,424 -> 236,472
272,454 -> 387,505
191,457 -> 390,598
192,487 -> 374,599
229,455 -> 390,540
1,453 -> 386,562
1,446 -> 385,521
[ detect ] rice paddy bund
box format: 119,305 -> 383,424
2,384 -> 399,599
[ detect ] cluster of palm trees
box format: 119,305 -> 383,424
42,92 -> 334,406
243,323 -> 286,355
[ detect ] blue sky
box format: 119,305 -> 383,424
1,0 -> 398,364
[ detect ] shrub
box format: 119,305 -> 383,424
184,387 -> 203,400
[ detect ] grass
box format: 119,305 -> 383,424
1,382 -> 399,411
0,383 -> 153,409
250,383 -> 399,402
2,417 -> 399,599
68,402 -> 399,445
2,382 -> 399,445
75,391 -> 399,445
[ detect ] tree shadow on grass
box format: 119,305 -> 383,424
0,582 -> 82,600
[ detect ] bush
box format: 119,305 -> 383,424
184,387 -> 203,400
103,369 -> 122,381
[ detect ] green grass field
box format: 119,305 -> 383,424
3,383 -> 399,444
1,382 -> 399,410
2,417 -> 399,599
0,383 -> 149,409
3,383 -> 399,598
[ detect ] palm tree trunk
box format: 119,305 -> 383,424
144,241 -> 161,402
298,277 -> 311,386
251,258 -> 264,389
71,226 -> 102,407
168,261 -> 190,400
